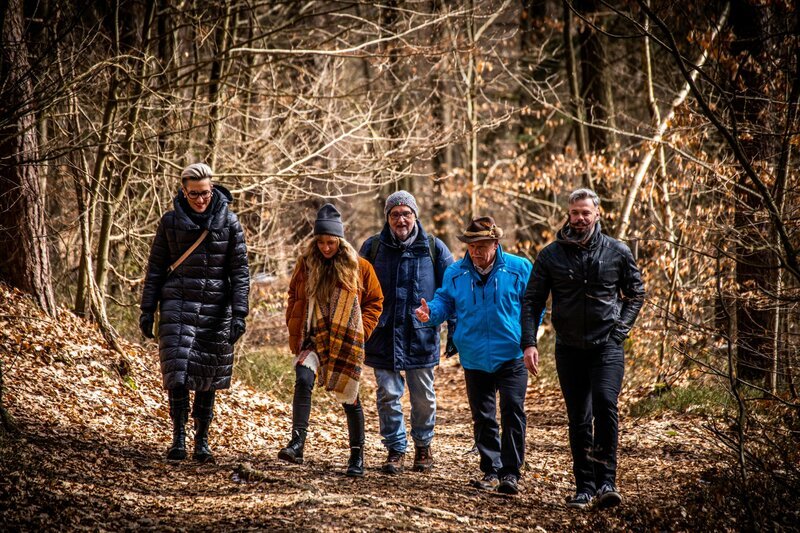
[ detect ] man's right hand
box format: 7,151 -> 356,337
139,312 -> 155,339
523,346 -> 539,376
415,298 -> 430,323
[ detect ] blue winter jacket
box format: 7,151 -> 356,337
426,245 -> 532,373
359,222 -> 455,370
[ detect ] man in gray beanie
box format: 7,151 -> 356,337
359,190 -> 456,474
140,162 -> 250,464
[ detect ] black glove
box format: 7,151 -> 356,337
139,312 -> 155,339
229,317 -> 246,345
445,339 -> 458,358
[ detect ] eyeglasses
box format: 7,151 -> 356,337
389,210 -> 415,221
185,189 -> 212,200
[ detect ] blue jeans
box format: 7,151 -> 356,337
374,367 -> 436,452
463,357 -> 528,478
555,341 -> 625,493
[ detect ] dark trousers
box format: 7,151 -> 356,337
168,388 -> 216,421
293,365 -> 315,431
463,357 -> 528,478
292,364 -> 363,444
555,341 -> 624,493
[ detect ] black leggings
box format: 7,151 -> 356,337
292,364 -> 362,430
168,388 -> 216,421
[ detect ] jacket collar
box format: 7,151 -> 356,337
556,220 -> 602,250
461,244 -> 507,277
379,220 -> 431,253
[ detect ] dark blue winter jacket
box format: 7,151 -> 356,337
359,222 -> 455,370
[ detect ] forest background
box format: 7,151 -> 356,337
1,0 -> 798,529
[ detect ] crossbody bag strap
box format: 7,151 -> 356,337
168,229 -> 209,274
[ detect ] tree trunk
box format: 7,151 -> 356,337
95,0 -> 156,297
207,0 -> 233,168
515,0 -> 550,248
730,0 -> 779,383
562,0 -> 592,188
0,0 -> 57,317
576,0 -> 617,217
577,0 -> 617,156
616,3 -> 729,240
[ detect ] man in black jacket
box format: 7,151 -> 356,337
521,188 -> 644,510
139,163 -> 249,463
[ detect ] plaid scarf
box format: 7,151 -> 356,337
311,285 -> 365,405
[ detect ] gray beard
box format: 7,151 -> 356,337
393,224 -> 418,247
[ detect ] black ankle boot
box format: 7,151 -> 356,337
166,410 -> 188,461
344,400 -> 365,477
278,429 -> 307,464
346,446 -> 364,477
193,418 -> 215,463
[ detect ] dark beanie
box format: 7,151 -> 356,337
314,203 -> 345,237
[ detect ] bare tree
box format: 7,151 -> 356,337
0,0 -> 56,317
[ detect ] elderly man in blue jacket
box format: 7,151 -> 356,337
416,216 -> 532,495
360,191 -> 455,474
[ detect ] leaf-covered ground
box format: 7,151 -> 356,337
1,284 -> 746,531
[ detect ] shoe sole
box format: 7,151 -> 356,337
412,464 -> 433,472
381,465 -> 403,474
469,479 -> 499,491
595,492 -> 622,509
193,455 -> 215,464
346,471 -> 365,477
566,502 -> 591,510
277,451 -> 304,465
497,482 -> 519,495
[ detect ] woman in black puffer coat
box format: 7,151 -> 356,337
139,163 -> 249,463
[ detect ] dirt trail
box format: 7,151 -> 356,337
1,285 -> 729,531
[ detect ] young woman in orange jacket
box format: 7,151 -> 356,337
280,203 -> 383,476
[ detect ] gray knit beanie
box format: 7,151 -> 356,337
384,190 -> 419,220
181,162 -> 213,182
314,203 -> 345,237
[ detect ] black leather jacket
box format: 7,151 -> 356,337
521,222 -> 645,350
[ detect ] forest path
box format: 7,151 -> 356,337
0,284 -> 727,531
3,355 -> 726,529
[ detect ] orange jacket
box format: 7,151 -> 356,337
286,256 -> 383,355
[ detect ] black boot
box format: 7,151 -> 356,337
344,400 -> 365,477
193,418 -> 215,463
166,409 -> 188,461
166,388 -> 189,461
346,446 -> 364,477
278,429 -> 307,464
279,365 -> 314,465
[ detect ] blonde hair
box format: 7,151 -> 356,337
301,236 -> 360,302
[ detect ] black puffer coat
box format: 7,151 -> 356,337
140,185 -> 249,391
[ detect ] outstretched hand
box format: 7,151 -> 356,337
415,298 -> 430,323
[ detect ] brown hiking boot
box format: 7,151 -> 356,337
413,445 -> 434,472
381,449 -> 405,474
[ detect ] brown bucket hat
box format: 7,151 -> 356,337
457,216 -> 505,243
